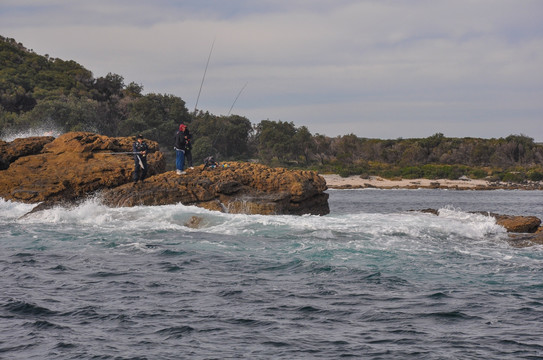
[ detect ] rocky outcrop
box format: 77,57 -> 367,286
0,132 -> 329,215
100,162 -> 329,215
0,136 -> 55,170
487,213 -> 541,233
0,132 -> 164,204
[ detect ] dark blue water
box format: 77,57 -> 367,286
1,189 -> 543,359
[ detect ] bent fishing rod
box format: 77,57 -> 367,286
194,37 -> 216,113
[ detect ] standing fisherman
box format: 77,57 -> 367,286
183,124 -> 193,169
174,124 -> 187,175
133,134 -> 149,183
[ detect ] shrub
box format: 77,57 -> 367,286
528,170 -> 543,181
501,172 -> 526,183
469,168 -> 488,179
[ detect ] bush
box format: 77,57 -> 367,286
400,166 -> 424,179
501,172 -> 526,183
469,168 -> 488,179
528,170 -> 543,181
336,165 -> 368,178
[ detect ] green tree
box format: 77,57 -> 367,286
191,112 -> 253,162
292,125 -> 315,165
119,93 -> 191,146
332,134 -> 361,164
254,120 -> 297,164
313,133 -> 331,165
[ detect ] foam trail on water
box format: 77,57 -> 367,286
5,198 -> 507,244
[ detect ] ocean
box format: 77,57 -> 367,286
1,189 -> 543,359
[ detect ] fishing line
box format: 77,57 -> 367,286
210,82 -> 249,152
194,37 -> 216,113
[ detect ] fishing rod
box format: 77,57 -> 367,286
227,82 -> 248,116
102,152 -> 140,155
194,37 -> 216,113
102,152 -> 145,169
210,82 -> 249,151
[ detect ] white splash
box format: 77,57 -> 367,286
1,123 -> 63,142
2,197 -> 508,247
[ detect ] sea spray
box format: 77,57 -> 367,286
0,121 -> 63,142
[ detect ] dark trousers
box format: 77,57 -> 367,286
185,150 -> 193,168
133,156 -> 148,182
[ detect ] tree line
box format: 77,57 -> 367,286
1,35 -> 542,182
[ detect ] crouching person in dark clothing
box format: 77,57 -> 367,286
133,134 -> 149,183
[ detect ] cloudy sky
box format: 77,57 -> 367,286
1,0 -> 542,140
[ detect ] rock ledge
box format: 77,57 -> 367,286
0,132 -> 329,215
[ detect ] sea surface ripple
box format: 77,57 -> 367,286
1,189 -> 543,359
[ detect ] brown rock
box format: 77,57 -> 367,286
0,132 -> 329,215
0,132 -> 164,204
507,232 -> 543,248
185,216 -> 207,228
100,162 -> 329,215
493,214 -> 541,233
0,136 -> 55,170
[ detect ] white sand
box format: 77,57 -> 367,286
321,174 -> 492,189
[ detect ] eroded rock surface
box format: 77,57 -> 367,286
100,162 -> 329,215
0,132 -> 163,204
0,132 -> 329,215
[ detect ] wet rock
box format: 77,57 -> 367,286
0,132 -> 329,216
507,232 -> 543,248
492,214 -> 541,233
185,216 -> 206,228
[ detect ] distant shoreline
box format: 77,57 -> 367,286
321,174 -> 543,190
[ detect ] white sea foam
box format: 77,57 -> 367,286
17,197 -> 207,231
2,197 -> 507,248
437,206 -> 505,236
0,198 -> 36,222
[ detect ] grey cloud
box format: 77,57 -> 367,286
1,0 -> 542,140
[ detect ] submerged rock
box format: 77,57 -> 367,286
507,232 -> 543,248
185,216 -> 207,229
415,208 -> 543,246
0,131 -> 329,215
415,208 -> 541,234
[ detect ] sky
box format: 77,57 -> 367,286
1,0 -> 542,141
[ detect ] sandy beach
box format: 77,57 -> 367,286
320,174 -> 543,190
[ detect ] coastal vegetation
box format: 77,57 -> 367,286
1,35 -> 542,182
